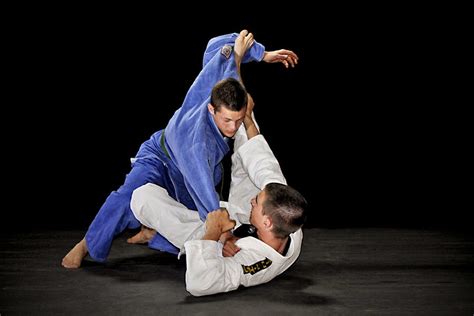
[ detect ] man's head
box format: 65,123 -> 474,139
208,78 -> 248,138
250,183 -> 307,239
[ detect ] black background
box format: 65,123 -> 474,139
5,7 -> 468,230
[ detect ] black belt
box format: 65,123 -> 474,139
160,131 -> 171,159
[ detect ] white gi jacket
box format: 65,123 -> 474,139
131,124 -> 303,296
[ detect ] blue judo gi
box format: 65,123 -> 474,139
85,33 -> 265,261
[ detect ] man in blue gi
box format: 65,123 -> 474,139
62,30 -> 298,268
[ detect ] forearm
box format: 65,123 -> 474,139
185,240 -> 241,296
237,135 -> 287,188
244,115 -> 259,139
203,33 -> 265,68
202,227 -> 222,241
181,153 -> 221,222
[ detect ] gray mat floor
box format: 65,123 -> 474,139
1,228 -> 473,315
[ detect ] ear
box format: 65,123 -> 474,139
263,215 -> 273,231
207,103 -> 215,115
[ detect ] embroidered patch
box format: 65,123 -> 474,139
242,258 -> 272,275
221,45 -> 232,59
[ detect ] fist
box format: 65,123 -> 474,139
206,208 -> 236,234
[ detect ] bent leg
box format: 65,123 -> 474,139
61,159 -> 166,267
85,161 -> 166,262
85,191 -> 140,262
131,183 -> 203,251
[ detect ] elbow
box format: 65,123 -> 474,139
185,270 -> 221,297
185,280 -> 209,297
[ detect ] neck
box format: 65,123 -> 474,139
258,231 -> 289,254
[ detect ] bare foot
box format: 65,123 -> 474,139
62,238 -> 88,269
127,226 -> 156,244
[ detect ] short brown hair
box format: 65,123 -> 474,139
210,77 -> 248,112
263,183 -> 307,239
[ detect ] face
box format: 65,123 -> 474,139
250,190 -> 267,230
208,104 -> 246,138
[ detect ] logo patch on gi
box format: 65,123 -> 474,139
242,258 -> 272,275
221,45 -> 232,59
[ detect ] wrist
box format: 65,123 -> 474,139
219,231 -> 233,243
203,226 -> 222,241
244,116 -> 254,126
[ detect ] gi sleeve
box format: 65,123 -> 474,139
203,33 -> 265,68
185,240 -> 243,296
235,135 -> 287,188
181,141 -> 220,222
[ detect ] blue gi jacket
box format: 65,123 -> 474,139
159,33 -> 264,221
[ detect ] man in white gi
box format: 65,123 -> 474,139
131,95 -> 308,296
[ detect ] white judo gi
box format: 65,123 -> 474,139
131,125 -> 303,296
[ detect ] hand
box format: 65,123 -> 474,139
222,236 -> 241,257
234,30 -> 255,65
263,49 -> 299,68
203,208 -> 236,241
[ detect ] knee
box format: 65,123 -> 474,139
131,184 -> 149,223
131,183 -> 162,221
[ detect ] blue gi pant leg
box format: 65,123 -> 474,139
85,160 -> 163,262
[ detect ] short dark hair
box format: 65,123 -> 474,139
263,183 -> 308,239
210,77 -> 248,112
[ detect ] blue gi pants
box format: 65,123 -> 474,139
85,156 -> 178,262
